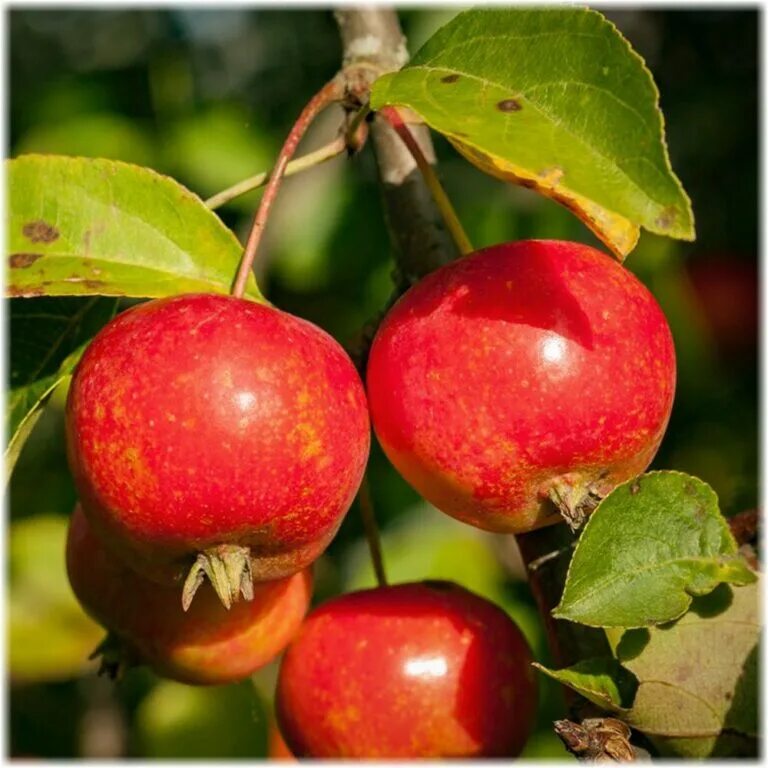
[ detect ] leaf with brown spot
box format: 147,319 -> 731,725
22,220 -> 60,244
7,155 -> 264,300
371,8 -> 695,259
9,253 -> 43,269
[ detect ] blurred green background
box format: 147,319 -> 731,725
8,7 -> 758,759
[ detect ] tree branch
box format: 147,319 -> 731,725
335,8 -> 460,283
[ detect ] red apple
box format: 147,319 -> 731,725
275,581 -> 537,758
366,240 -> 676,533
65,293 -> 370,608
67,504 -> 313,686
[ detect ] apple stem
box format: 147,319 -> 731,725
231,77 -> 346,299
358,474 -> 388,586
206,138 -> 348,210
379,106 -> 474,257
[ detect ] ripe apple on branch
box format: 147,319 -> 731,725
5,5 -> 757,761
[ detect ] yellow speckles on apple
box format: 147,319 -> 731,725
217,368 -> 234,388
124,445 -> 141,467
302,439 -> 323,460
94,403 -> 106,420
290,421 -> 324,461
325,705 -> 361,732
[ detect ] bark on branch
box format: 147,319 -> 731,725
335,7 -> 459,283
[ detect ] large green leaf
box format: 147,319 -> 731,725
6,296 -> 117,480
372,8 -> 695,259
554,472 -> 755,628
7,154 -> 262,300
614,580 -> 759,757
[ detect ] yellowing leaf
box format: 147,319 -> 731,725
372,8 -> 695,259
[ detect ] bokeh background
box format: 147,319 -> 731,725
8,7 -> 758,759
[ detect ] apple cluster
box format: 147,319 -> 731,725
65,239 -> 675,758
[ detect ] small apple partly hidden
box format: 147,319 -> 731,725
65,293 -> 370,609
276,580 -> 537,758
66,504 -> 312,686
367,240 -> 676,533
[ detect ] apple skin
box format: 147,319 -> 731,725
366,240 -> 676,533
275,581 -> 537,758
268,721 -> 296,761
66,293 -> 370,586
66,504 -> 312,685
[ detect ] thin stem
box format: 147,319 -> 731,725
231,77 -> 344,299
205,138 -> 347,210
379,106 -> 474,257
358,474 -> 388,587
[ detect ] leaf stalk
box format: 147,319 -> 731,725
379,105 -> 474,257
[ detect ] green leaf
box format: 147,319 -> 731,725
7,154 -> 263,300
615,580 -> 759,757
553,472 -> 756,628
371,8 -> 695,259
6,296 -> 117,480
534,658 -> 638,711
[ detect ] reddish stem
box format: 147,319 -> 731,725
231,78 -> 344,298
